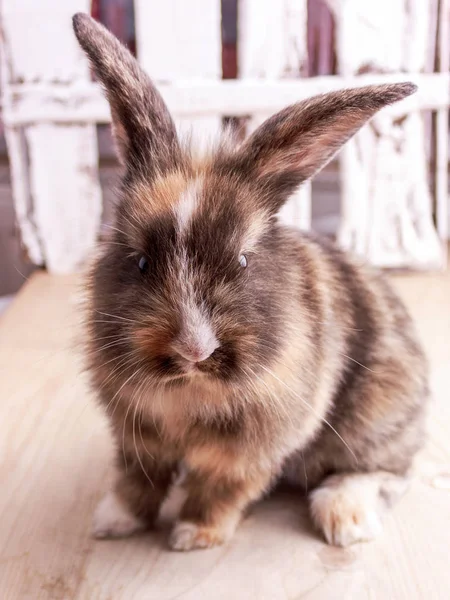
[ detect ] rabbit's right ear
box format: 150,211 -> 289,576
73,13 -> 180,175
231,83 -> 416,215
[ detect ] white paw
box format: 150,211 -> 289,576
168,521 -> 228,551
92,491 -> 146,539
169,522 -> 200,551
309,475 -> 384,547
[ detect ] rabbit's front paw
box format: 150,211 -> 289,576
309,474 -> 384,547
168,521 -> 230,551
92,491 -> 146,539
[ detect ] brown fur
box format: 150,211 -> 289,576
73,14 -> 428,550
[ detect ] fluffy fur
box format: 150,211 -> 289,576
73,13 -> 428,550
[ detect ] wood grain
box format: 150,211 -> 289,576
1,271 -> 449,599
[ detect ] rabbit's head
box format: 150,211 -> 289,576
73,13 -> 415,387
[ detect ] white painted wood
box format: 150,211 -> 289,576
0,0 -> 103,273
436,0 -> 449,257
423,0 -> 439,174
339,110 -> 443,269
366,110 -> 442,268
238,0 -> 307,79
134,0 -> 222,149
2,1 -> 448,272
3,73 -> 449,126
0,0 -> 89,83
26,124 -> 102,273
425,0 -> 440,74
327,0 -> 444,269
2,127 -> 44,265
134,0 -> 221,80
238,0 -> 311,230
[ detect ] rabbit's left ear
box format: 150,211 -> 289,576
73,13 -> 181,175
233,83 -> 416,213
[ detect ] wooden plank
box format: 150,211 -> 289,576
327,0 -> 444,268
134,0 -> 221,80
1,128 -> 44,266
0,0 -> 90,83
436,0 -> 449,256
3,72 -> 449,126
25,124 -> 102,273
238,0 -> 308,79
1,270 -> 450,598
134,0 -> 222,146
0,0 -> 103,273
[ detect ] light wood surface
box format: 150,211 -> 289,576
1,270 -> 450,599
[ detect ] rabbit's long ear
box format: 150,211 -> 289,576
234,84 -> 416,213
73,13 -> 181,174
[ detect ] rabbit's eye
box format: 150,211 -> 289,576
138,255 -> 149,274
239,254 -> 248,268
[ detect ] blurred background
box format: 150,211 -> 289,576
0,0 -> 449,302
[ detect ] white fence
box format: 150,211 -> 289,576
0,0 -> 449,273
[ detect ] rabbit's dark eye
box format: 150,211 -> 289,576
239,254 -> 248,268
138,255 -> 149,274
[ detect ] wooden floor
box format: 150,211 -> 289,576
1,271 -> 450,600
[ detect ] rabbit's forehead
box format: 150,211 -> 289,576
172,175 -> 270,253
174,178 -> 203,232
127,170 -> 268,251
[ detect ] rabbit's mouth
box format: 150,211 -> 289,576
150,352 -> 236,385
149,354 -> 212,384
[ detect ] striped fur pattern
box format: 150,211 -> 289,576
74,14 -> 428,549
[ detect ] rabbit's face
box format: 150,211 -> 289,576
90,165 -> 289,385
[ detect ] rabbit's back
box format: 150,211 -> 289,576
282,231 -> 428,487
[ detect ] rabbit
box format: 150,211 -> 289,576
73,13 -> 428,550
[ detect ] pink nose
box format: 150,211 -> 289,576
173,344 -> 216,364
172,319 -> 219,364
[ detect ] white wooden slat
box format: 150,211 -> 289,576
0,0 -> 89,83
238,0 -> 307,79
3,73 -> 449,126
238,0 -> 311,231
0,0 -> 103,273
404,0 -> 432,72
365,110 -> 443,268
2,128 -> 44,265
423,0 -> 439,178
426,0 -> 440,73
328,0 -> 406,74
436,0 -> 449,256
134,0 -> 222,148
26,124 -> 102,274
327,0 -> 444,269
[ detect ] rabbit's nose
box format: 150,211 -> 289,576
171,325 -> 219,364
173,302 -> 219,363
173,343 -> 218,364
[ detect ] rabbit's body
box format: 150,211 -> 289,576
73,13 -> 428,549
90,227 -> 427,548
